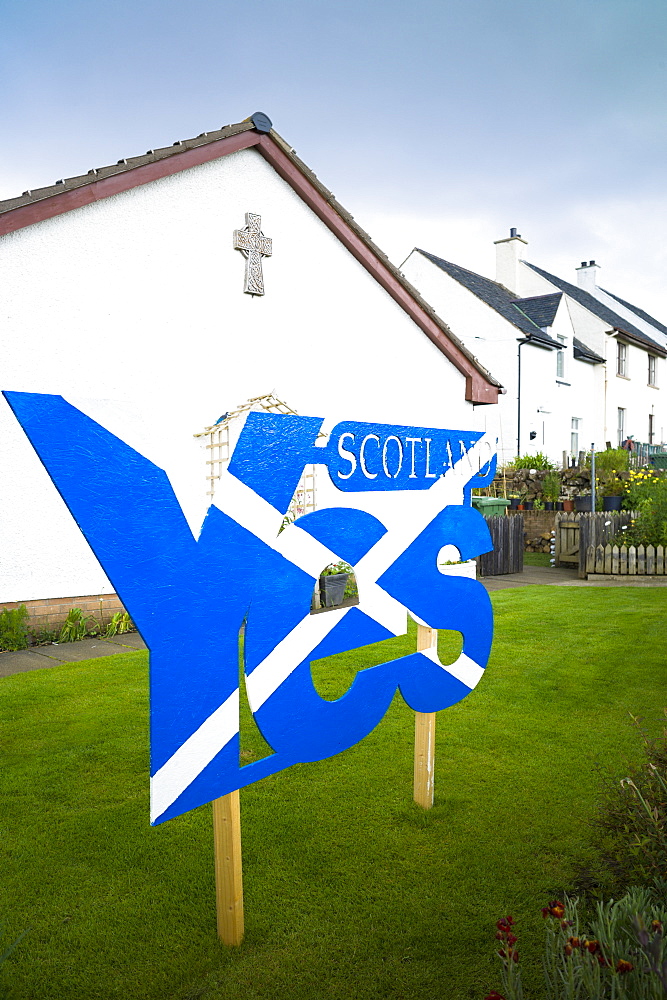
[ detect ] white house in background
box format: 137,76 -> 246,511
0,112 -> 501,621
401,230 -> 667,465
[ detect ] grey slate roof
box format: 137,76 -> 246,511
573,338 -> 605,364
417,250 -> 561,348
513,293 -> 562,330
600,288 -> 667,339
524,262 -> 666,356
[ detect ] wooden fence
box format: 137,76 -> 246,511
477,514 -> 523,577
555,511 -> 637,578
585,544 -> 667,576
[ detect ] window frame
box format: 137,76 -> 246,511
617,341 -> 628,377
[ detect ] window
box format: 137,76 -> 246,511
556,336 -> 566,379
649,413 -> 655,444
617,408 -> 626,447
617,341 -> 628,377
571,417 -> 580,456
649,355 -> 657,386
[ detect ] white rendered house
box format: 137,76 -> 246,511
0,113 -> 501,621
401,230 -> 666,466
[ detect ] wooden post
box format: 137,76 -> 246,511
212,790 -> 244,946
413,624 -> 437,809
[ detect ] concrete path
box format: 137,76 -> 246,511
480,564 -> 667,591
2,568 -> 665,678
0,630 -> 147,678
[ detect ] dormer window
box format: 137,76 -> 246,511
649,355 -> 657,386
617,341 -> 628,377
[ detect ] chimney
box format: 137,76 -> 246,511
576,260 -> 601,292
494,228 -> 528,294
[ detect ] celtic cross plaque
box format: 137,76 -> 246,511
233,212 -> 272,295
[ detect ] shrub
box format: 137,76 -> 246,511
505,452 -> 556,470
613,471 -> 667,548
587,448 -> 630,473
578,713 -> 667,898
0,604 -> 30,651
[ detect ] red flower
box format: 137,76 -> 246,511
542,900 -> 565,919
585,939 -> 600,955
616,959 -> 633,975
651,920 -> 663,934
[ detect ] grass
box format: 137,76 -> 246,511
523,552 -> 551,567
1,587 -> 666,999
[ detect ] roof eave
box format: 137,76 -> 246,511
0,122 -> 502,403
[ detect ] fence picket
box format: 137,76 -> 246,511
628,546 -> 637,575
612,546 -> 620,574
595,544 -> 604,574
620,547 -> 628,574
647,545 -> 655,575
658,546 -> 665,575
637,544 -> 645,575
604,544 -> 612,574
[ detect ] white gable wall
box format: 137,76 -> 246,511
0,148 -> 480,604
401,250 -> 605,466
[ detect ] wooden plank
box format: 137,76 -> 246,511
629,546 -> 637,575
658,546 -> 665,575
595,544 -> 605,575
647,545 -> 655,576
637,544 -> 645,575
213,791 -> 244,946
612,546 -> 620,575
604,544 -> 612,574
414,625 -> 437,809
620,547 -> 628,575
585,545 -> 594,574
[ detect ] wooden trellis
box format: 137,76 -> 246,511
195,393 -> 317,517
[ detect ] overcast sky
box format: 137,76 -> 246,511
2,0 -> 665,318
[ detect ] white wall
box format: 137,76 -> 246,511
0,148 -> 482,603
401,250 -> 607,466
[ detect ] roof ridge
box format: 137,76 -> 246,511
523,261 -> 665,355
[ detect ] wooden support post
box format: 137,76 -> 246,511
212,790 -> 244,946
413,624 -> 437,809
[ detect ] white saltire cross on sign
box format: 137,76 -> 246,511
233,212 -> 272,295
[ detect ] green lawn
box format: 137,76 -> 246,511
1,587 -> 666,1000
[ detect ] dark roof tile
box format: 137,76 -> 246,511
524,262 -> 666,355
418,250 -> 560,348
600,288 -> 667,338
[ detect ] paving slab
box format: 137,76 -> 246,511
0,633 -> 147,678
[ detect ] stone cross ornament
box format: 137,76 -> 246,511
3,392 -> 497,826
233,212 -> 272,295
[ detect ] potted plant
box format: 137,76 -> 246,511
561,496 -> 574,512
574,492 -> 593,512
541,470 -> 560,511
600,477 -> 625,511
508,493 -> 521,510
319,561 -> 352,608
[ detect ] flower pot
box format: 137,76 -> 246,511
522,500 -> 534,510
437,560 -> 477,579
509,497 -> 521,509
544,501 -> 555,511
320,572 -> 348,608
561,499 -> 574,512
602,495 -> 623,511
556,501 -> 564,511
517,503 -> 524,510
574,495 -> 593,512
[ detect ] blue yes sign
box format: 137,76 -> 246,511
4,394 -> 496,825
